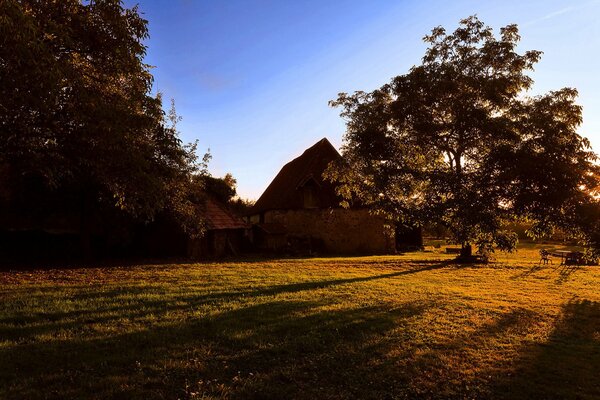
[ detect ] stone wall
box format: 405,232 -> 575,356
263,208 -> 394,254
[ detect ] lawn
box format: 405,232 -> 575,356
1,246 -> 600,399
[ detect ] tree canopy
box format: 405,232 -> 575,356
0,0 -> 208,260
326,16 -> 600,256
205,173 -> 238,204
0,0 -> 206,249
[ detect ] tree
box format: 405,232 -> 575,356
228,197 -> 255,216
0,0 -> 206,255
326,16 -> 600,259
203,173 -> 256,215
205,173 -> 238,204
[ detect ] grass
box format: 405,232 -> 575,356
1,245 -> 600,399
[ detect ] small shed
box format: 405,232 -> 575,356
188,197 -> 249,258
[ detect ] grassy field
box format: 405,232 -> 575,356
1,246 -> 600,399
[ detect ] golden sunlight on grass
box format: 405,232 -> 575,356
1,246 -> 599,399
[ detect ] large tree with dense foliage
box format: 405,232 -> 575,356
326,16 -> 600,258
0,0 -> 206,255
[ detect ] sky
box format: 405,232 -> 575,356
127,0 -> 600,200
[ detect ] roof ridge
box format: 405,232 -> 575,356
251,137 -> 342,215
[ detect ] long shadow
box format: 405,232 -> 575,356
494,299 -> 600,399
511,264 -> 544,279
0,262 -> 450,342
399,307 -> 541,399
511,262 -> 582,283
228,261 -> 448,298
0,261 -> 450,398
8,267 -> 590,399
0,299 -> 433,400
555,264 -> 580,284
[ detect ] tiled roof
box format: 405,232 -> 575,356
205,197 -> 247,230
251,138 -> 342,214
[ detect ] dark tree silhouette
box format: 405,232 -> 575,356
203,173 -> 256,215
205,173 -> 238,204
326,16 -> 600,258
0,0 -> 207,256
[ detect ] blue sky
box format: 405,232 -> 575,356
129,0 -> 600,199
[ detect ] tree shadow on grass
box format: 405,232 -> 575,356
0,299 -> 433,400
6,301 -> 539,399
422,301 -> 600,400
494,299 -> 600,400
399,307 -> 542,399
4,279 -> 591,399
1,263 -> 449,342
224,261 -> 447,298
1,262 -> 455,399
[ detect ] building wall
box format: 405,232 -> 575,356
263,208 -> 395,254
254,231 -> 287,252
187,229 -> 245,258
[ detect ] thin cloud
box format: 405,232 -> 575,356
524,0 -> 600,27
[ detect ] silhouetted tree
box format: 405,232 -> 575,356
0,0 -> 207,256
229,197 -> 255,216
326,16 -> 600,258
204,173 -> 255,215
205,173 -> 238,204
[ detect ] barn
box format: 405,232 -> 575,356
248,138 -> 421,254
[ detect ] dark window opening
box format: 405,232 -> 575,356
303,183 -> 319,208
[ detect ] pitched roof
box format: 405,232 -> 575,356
251,138 -> 342,214
205,197 -> 247,230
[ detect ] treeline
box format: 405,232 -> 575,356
0,0 -> 213,259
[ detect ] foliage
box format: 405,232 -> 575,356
204,173 -> 256,215
205,173 -> 238,204
569,200 -> 600,264
326,16 -> 600,255
229,197 -> 256,216
0,0 -> 206,240
2,248 -> 600,399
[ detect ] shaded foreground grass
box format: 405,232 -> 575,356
1,247 -> 600,399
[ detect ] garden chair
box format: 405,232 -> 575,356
539,249 -> 552,265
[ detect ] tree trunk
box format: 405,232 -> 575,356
80,190 -> 92,260
460,243 -> 472,259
